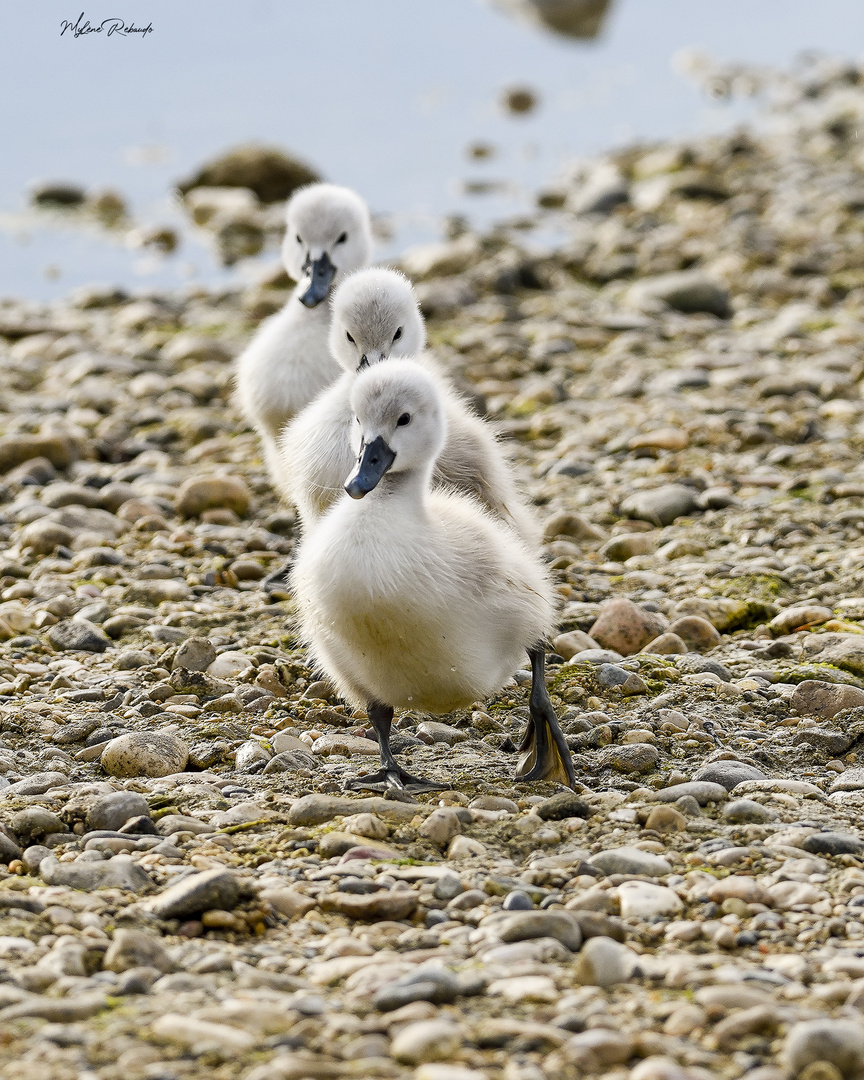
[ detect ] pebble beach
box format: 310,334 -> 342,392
3,50 -> 864,1080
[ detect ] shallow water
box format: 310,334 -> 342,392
2,0 -> 863,300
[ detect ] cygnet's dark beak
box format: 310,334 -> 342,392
299,252 -> 336,307
345,436 -> 396,499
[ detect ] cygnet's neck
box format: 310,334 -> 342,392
364,461 -> 434,511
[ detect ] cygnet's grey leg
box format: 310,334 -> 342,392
516,645 -> 576,788
346,701 -> 450,794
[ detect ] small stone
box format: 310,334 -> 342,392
101,731 -> 189,778
319,890 -> 418,921
627,270 -> 730,317
312,733 -> 379,756
0,994 -> 108,1024
790,680 -> 864,720
640,633 -> 688,655
770,606 -> 833,635
502,891 -> 534,910
0,433 -> 77,474
263,750 -> 317,774
567,649 -> 625,666
588,846 -> 672,877
177,144 -> 320,203
115,649 -> 153,670
723,799 -> 775,824
260,888 -> 317,918
601,533 -> 657,561
602,742 -> 658,774
416,721 -> 467,745
784,1019 -> 864,1079
793,726 -> 853,756
31,180 -> 86,206
569,911 -> 627,942
22,846 -> 51,874
342,813 -> 388,840
596,664 -> 648,696
415,1068 -> 486,1080
488,974 -> 558,1002
175,475 -> 250,518
172,637 -> 217,672
574,936 -> 639,988
801,633 -> 864,677
5,771 -> 69,796
119,815 -> 158,835
666,616 -> 721,652
10,807 -> 65,842
629,428 -> 689,452
235,740 -> 272,771
373,967 -> 459,1011
391,1020 -> 462,1065
156,814 -> 212,836
536,791 -> 591,820
448,835 -> 486,859
128,579 -> 191,605
768,881 -> 826,909
619,485 -> 700,527
207,651 -> 255,678
151,1013 -> 255,1053
644,806 -> 687,833
542,511 -> 605,542
103,929 -> 173,973
287,793 -> 419,826
418,808 -> 463,848
676,654 -> 733,681
47,620 -> 110,653
589,599 -> 667,656
674,795 -> 701,816
630,1058 -> 689,1080
693,760 -> 766,791
84,792 -> 148,834
39,854 -> 151,892
708,877 -> 772,906
0,833 -> 22,864
146,868 -> 244,918
802,832 -> 864,856
497,911 -> 583,951
19,520 -> 74,555
553,630 -> 600,660
617,882 -> 683,919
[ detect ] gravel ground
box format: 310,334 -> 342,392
3,52 -> 864,1080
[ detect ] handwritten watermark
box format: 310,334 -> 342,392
60,13 -> 154,39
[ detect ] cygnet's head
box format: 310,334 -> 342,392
283,183 -> 372,308
345,360 -> 446,499
329,268 -> 426,374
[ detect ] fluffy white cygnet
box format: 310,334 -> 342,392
291,359 -> 575,792
278,267 -> 538,544
234,183 -> 372,477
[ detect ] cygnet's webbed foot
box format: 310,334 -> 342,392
261,559 -> 293,598
515,645 -> 576,789
346,766 -> 450,795
348,700 -> 451,794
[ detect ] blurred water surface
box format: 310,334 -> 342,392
1,0 -> 863,299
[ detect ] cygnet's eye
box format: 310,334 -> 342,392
393,327 -> 403,342
397,413 -> 411,427
336,232 -> 348,244
346,332 -> 355,344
